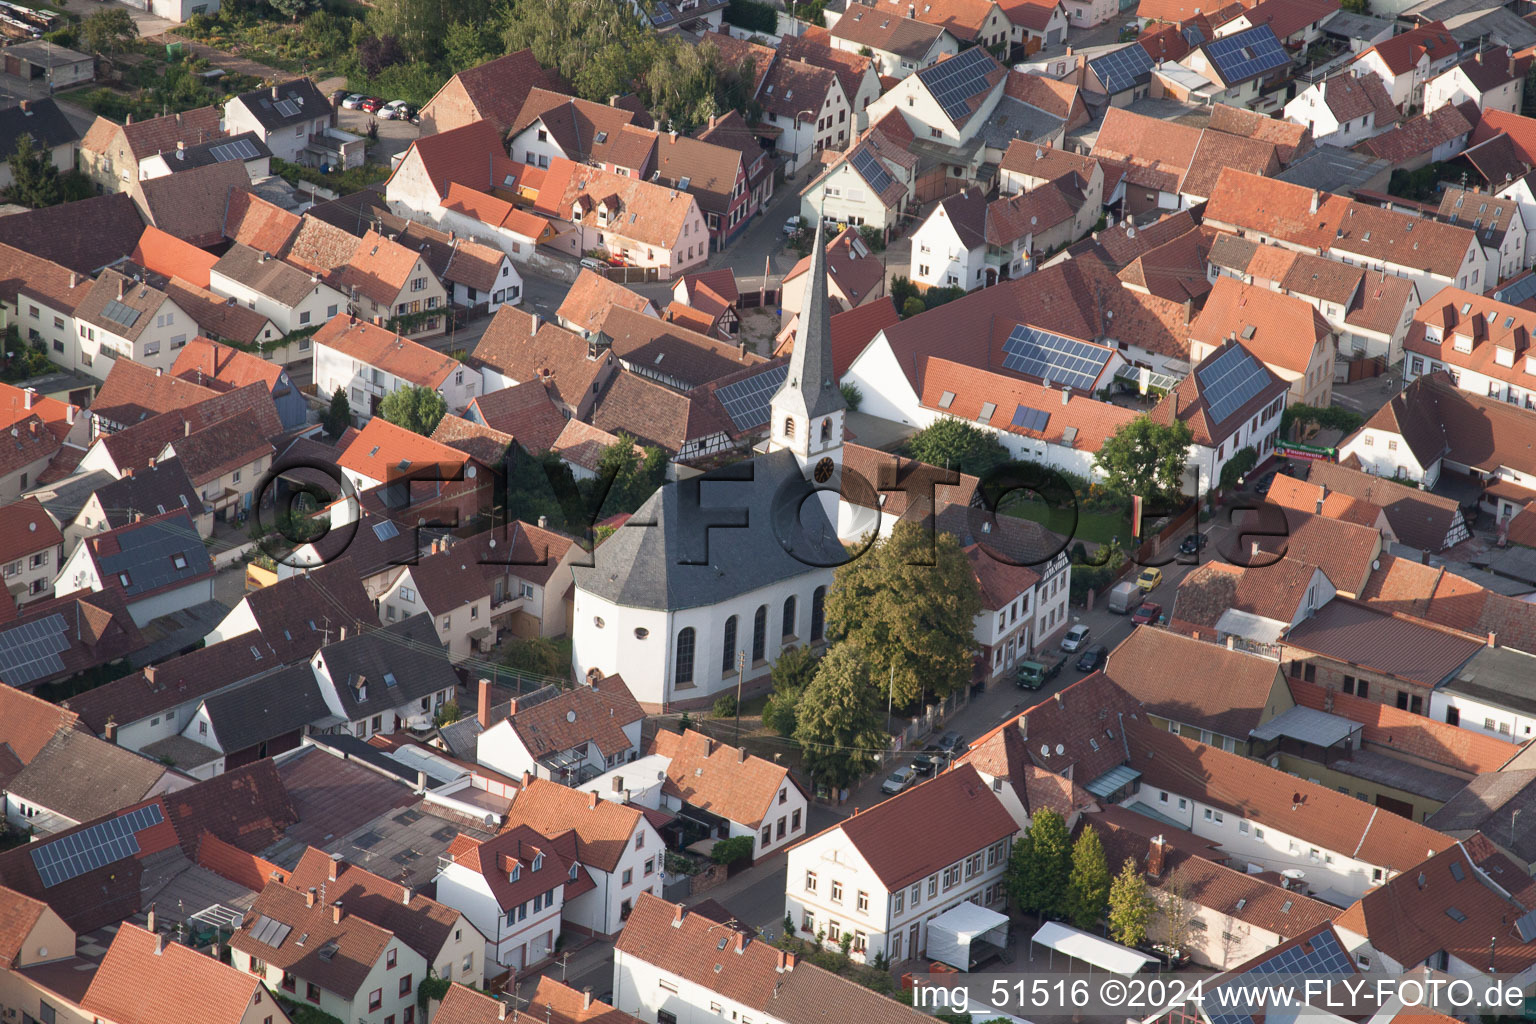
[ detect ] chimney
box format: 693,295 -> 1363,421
1148,835 -> 1168,878
1062,387 -> 1070,406
272,84 -> 281,100
521,771 -> 532,789
306,887 -> 317,907
69,271 -> 78,288
739,746 -> 748,763
144,665 -> 157,684
402,886 -> 414,905
1315,497 -> 1324,514
184,419 -> 192,438
588,791 -> 599,810
155,366 -> 163,377
155,932 -> 167,955
176,140 -> 185,160
147,908 -> 157,933
508,698 -> 520,717
613,775 -> 624,792
478,678 -> 493,728
784,952 -> 797,970
673,903 -> 685,926
1489,631 -> 1497,647
117,278 -> 124,300
537,515 -> 549,529
416,770 -> 428,790
735,932 -> 746,953
332,900 -> 344,924
497,1004 -> 508,1021
22,387 -> 36,410
582,989 -> 593,1011
1309,190 -> 1320,214
105,721 -> 118,744
777,949 -> 789,972
66,406 -> 76,425
1226,635 -> 1235,650
328,854 -> 340,882
339,625 -> 347,641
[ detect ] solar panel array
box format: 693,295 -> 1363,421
918,47 -> 995,121
714,363 -> 789,432
1206,930 -> 1354,1024
273,98 -> 301,118
1011,404 -> 1051,433
99,299 -> 141,330
247,914 -> 293,948
30,804 -> 164,888
210,138 -> 262,163
0,613 -> 69,687
1203,25 -> 1288,84
96,517 -> 205,597
1197,344 -> 1272,425
372,519 -> 400,541
851,148 -> 895,195
1000,325 -> 1110,392
1089,44 -> 1154,95
1181,25 -> 1205,45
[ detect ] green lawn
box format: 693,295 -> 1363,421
1001,496 -> 1131,547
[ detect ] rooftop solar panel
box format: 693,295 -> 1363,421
274,99 -> 301,118
0,612 -> 70,687
714,363 -> 789,432
918,47 -> 996,121
1089,44 -> 1154,95
1203,25 -> 1288,84
1206,930 -> 1354,1024
372,520 -> 400,541
1000,325 -> 1110,392
1197,344 -> 1272,425
100,299 -> 141,330
30,803 -> 164,888
851,148 -> 895,195
209,138 -> 261,163
1010,404 -> 1051,433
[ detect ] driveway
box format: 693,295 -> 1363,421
337,106 -> 419,166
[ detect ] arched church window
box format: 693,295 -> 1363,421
722,615 -> 737,674
782,596 -> 797,639
752,605 -> 767,662
811,587 -> 826,643
820,419 -> 832,443
675,628 -> 695,686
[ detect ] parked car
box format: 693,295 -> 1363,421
910,751 -> 941,777
381,100 -> 416,120
1256,473 -> 1277,496
1179,532 -> 1208,555
579,256 -> 608,272
360,96 -> 385,113
1018,652 -> 1066,689
341,93 -> 366,109
1136,567 -> 1163,592
1060,623 -> 1092,651
1131,602 -> 1162,626
606,256 -> 627,267
1075,644 -> 1108,673
882,765 -> 918,795
936,731 -> 967,755
1106,579 -> 1141,614
783,215 -> 802,235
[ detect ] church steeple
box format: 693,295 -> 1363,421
769,218 -> 846,481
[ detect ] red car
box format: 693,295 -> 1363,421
360,96 -> 385,113
1131,601 -> 1162,626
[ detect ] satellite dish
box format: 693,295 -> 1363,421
483,813 -> 497,828
566,710 -> 577,723
1055,744 -> 1065,755
1282,868 -> 1306,880
1040,744 -> 1051,757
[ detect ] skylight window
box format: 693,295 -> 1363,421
939,391 -> 955,408
369,446 -> 380,457
172,553 -> 187,570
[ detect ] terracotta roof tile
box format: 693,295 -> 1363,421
170,336 -> 283,393
471,305 -> 616,411
1191,277 -> 1331,376
513,88 -> 646,168
0,242 -> 93,315
90,359 -> 218,433
777,34 -> 876,115
918,357 -> 1138,452
435,50 -> 567,133
1207,103 -> 1313,163
116,106 -> 224,163
82,922 -> 263,1024
0,496 -> 62,565
430,414 -> 515,467
591,370 -> 733,453
1304,459 -> 1463,551
338,416 -> 468,485
956,721 -> 1095,819
0,684 -> 80,762
0,885 -> 48,967
222,190 -> 302,258
758,58 -> 840,120
313,314 -> 459,389
502,777 -> 647,872
828,5 -> 945,58
1179,129 -> 1281,199
556,269 -> 658,333
0,193 -> 145,275
828,296 -> 900,378
607,306 -> 767,390
286,847 -> 463,963
1092,107 -> 1203,193
167,280 -> 278,348
1363,20 -> 1457,76
1289,676 -> 1512,773
698,33 -> 777,97
132,225 -> 218,289
1285,597 -> 1485,689
439,979 -> 642,1024
650,729 -> 797,829
136,161 -> 248,248
1149,338 -> 1290,446
865,0 -> 1003,40
1104,627 -> 1286,737
551,418 -> 637,473
6,728 -> 168,822
0,591 -> 143,692
443,824 -> 581,913
231,881 -> 393,998
1360,103 -> 1472,164
467,381 -> 570,453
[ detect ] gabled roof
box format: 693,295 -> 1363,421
866,0 -> 1005,40
338,416 -> 469,487
75,268 -> 175,344
89,363 -> 215,436
231,881 -> 394,998
1252,505 -> 1382,595
913,47 -> 1007,129
1149,338 -> 1289,446
170,336 -> 285,394
1359,102 -> 1472,164
0,589 -> 144,691
433,49 -> 565,133
0,683 -> 81,762
650,729 -> 796,828
78,508 -> 215,604
135,160 -> 250,248
1190,277 -> 1332,376
957,716 -> 1095,820
1306,458 -> 1465,552
443,824 -> 579,912
829,297 -> 901,379
1362,20 -> 1457,76
607,305 -> 768,390
213,243 -> 327,307
394,119 -> 508,202
1284,597 -> 1485,687
316,614 -> 461,721
1318,71 -> 1397,125
829,5 -> 947,58
506,678 -> 644,763
81,105 -> 223,164
502,777 -> 646,872
0,98 -> 78,161
231,77 -> 329,130
0,495 -> 62,564
777,33 -> 877,110
556,269 -> 657,333
223,189 -> 303,255
0,193 -> 146,275
6,728 -> 169,823
1104,627 -> 1285,738
1092,106 -> 1203,193
82,922 -> 262,1024
781,227 -> 886,307
1263,474 -> 1387,529
534,157 -> 700,250
163,410 -> 275,485
131,224 -> 219,289
1237,0 -> 1340,41
0,885 -> 49,968
92,382 -> 282,476
430,414 -> 515,468
590,369 -> 736,453
0,242 -> 93,315
470,305 -> 613,411
918,357 -> 1138,452
197,663 -> 332,758
467,380 -> 570,453
513,88 -> 649,169
287,847 -> 464,963
312,313 -> 459,389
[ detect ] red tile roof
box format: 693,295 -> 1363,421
1104,627 -> 1288,738
1150,338 -> 1290,445
82,922 -> 263,1024
1289,677 -> 1513,774
338,416 -> 469,485
435,50 -> 566,133
231,881 -> 394,998
91,358 -> 218,432
467,380 -> 570,453
0,885 -> 48,967
170,336 -> 284,393
0,684 -> 80,762
828,296 -> 900,379
1359,102 -> 1472,164
0,496 -> 62,564
132,225 -> 218,289
1191,277 -> 1332,376
312,314 -> 459,389
556,269 -> 658,333
650,729 -> 799,829
438,980 -> 643,1024
1363,21 -> 1457,77
502,778 -> 648,872
444,824 -> 581,912
470,305 -> 617,412
286,847 -> 463,963
222,189 -> 301,255
919,357 -> 1138,452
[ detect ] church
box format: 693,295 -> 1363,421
570,221 -> 869,712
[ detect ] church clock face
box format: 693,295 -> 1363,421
813,457 -> 835,483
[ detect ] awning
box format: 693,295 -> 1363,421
929,902 -> 1010,971
1086,764 -> 1141,799
1249,706 -> 1360,749
1214,608 -> 1287,644
1031,921 -> 1158,974
466,627 -> 492,640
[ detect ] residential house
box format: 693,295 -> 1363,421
54,509 -> 215,626
668,270 -> 739,340
205,555 -> 379,662
999,0 -> 1070,58
131,159 -> 252,249
0,243 -> 94,376
800,127 -> 917,242
1122,717 -> 1455,898
603,306 -> 767,392
0,588 -> 143,692
1352,21 -> 1460,111
308,614 -> 462,740
375,524 -> 578,660
1281,598 -> 1486,718
1436,186 -> 1526,284
1263,472 -> 1395,540
1183,25 -> 1292,110
0,496 -> 64,607
865,46 -> 1007,155
907,182 -> 1083,290
649,728 -> 809,860
653,131 -> 758,251
613,893 -> 939,1022
474,676 -> 645,784
223,79 -> 362,169
64,456 -> 206,546
136,130 -> 272,182
153,410 -> 274,523
1428,643 -> 1536,742
557,269 -> 658,334
335,418 -> 493,526
1400,291 -> 1536,408
1104,627 -> 1298,753
828,7 -> 960,79
1189,278 -> 1338,407
590,370 -> 742,461
695,110 -> 774,218
288,222 -> 451,340
778,34 -> 883,129
967,543 -> 1049,683
1300,459 -> 1469,551
756,56 -> 852,173
1217,0 -> 1340,50
169,337 -> 308,430
858,0 -> 1013,49
1357,103 -> 1473,174
209,244 -> 351,338
1169,557 -> 1339,653
498,778 -> 666,937
78,106 -> 224,193
783,764 -> 1016,963
72,269 -> 196,378
468,306 -> 619,420
434,982 -> 641,1024
1426,51 -> 1530,116
463,382 -> 572,454
0,99 -> 78,191
312,314 -> 474,424
508,88 -> 655,175
434,823 -> 580,971
1284,73 -> 1399,147
4,725 -> 190,833
418,50 -> 565,135
80,922 -> 291,1024
161,663 -> 331,778
1248,506 -> 1384,599
88,358 -> 214,438
780,228 -> 887,324
229,880 -> 428,1024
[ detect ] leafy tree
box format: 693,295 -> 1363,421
500,635 -> 572,679
712,692 -> 737,718
724,0 -> 777,33
906,416 -> 1010,477
267,0 -> 316,21
378,384 -> 447,436
1340,0 -> 1368,13
588,432 -> 667,516
367,0 -> 459,62
1157,878 -> 1196,957
647,39 -> 723,130
1094,416 -> 1194,500
358,33 -> 406,77
793,643 -> 887,791
504,445 -> 570,532
324,387 -> 352,437
711,835 -> 754,864
901,297 -> 925,317
763,643 -> 818,737
1218,445 -> 1258,491
443,18 -> 497,71
824,521 -> 980,707
1066,827 -> 1112,930
81,7 -> 138,55
1006,808 -> 1071,919
1107,858 -> 1154,948
839,382 -> 863,412
1278,403 -> 1362,439
4,133 -> 90,209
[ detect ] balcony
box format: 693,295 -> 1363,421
304,128 -> 366,171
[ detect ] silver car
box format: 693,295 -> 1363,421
1060,624 -> 1092,652
881,765 -> 918,795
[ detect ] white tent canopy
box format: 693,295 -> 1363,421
1030,921 -> 1158,974
927,902 -> 1010,971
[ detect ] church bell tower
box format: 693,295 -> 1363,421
768,217 -> 846,489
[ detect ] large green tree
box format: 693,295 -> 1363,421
323,387 -> 352,438
793,643 -> 887,791
589,432 -> 667,516
1107,858 -> 1154,948
1066,826 -> 1112,930
81,7 -> 138,55
4,133 -> 89,209
824,520 -> 980,707
906,416 -> 1011,477
1006,808 -> 1072,919
763,643 -> 818,737
1094,415 -> 1194,500
378,384 -> 447,436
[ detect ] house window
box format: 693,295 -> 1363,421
307,983 -> 321,1003
761,825 -> 771,847
399,975 -> 412,997
831,880 -> 844,903
752,605 -> 767,661
806,871 -> 818,892
675,627 -> 695,686
622,868 -> 633,885
722,615 -> 737,674
792,808 -> 801,830
387,949 -> 397,969
369,990 -> 383,1012
857,890 -> 869,912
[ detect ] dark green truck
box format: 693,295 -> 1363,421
1017,652 -> 1066,690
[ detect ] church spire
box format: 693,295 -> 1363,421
780,218 -> 845,422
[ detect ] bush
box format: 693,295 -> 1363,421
857,225 -> 885,252
270,157 -> 390,197
901,296 -> 925,317
713,693 -> 739,718
711,835 -> 754,865
840,382 -> 863,412
500,636 -> 573,680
